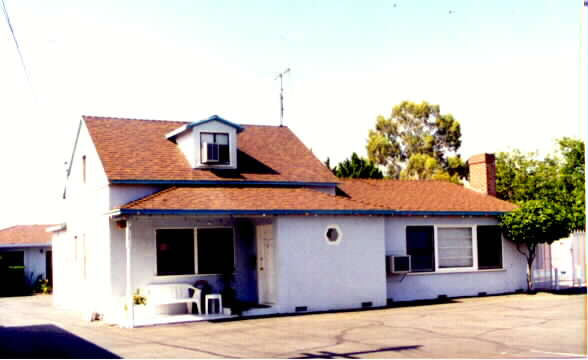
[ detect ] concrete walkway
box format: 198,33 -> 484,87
0,291 -> 585,358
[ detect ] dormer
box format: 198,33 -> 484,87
166,115 -> 244,169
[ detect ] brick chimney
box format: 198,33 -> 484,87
467,153 -> 496,196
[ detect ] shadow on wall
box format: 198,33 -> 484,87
293,345 -> 423,358
0,324 -> 120,359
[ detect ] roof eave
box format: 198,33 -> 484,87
108,208 -> 509,217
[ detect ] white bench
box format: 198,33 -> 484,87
144,283 -> 202,315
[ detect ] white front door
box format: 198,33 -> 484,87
256,224 -> 275,304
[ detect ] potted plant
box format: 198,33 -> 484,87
132,289 -> 148,319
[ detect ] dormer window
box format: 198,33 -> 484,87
201,132 -> 230,164
166,115 -> 244,169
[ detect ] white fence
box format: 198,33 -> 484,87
532,231 -> 586,290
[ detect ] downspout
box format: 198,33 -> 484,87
125,219 -> 134,328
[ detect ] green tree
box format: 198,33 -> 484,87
495,138 -> 585,231
558,138 -> 585,231
332,153 -> 383,179
500,200 -> 572,291
367,100 -> 465,180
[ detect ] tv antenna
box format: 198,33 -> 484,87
275,68 -> 290,126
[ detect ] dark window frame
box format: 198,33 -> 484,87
406,226 -> 435,272
196,227 -> 235,275
200,132 -> 230,165
156,228 -> 196,276
476,225 -> 503,270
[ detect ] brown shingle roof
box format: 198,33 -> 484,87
0,225 -> 55,246
120,187 -> 383,212
338,179 -> 517,213
83,116 -> 337,184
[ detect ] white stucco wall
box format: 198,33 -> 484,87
109,184 -> 162,209
55,120 -> 112,314
273,216 -> 387,313
385,216 -> 527,302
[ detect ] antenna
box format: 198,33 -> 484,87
275,68 -> 290,126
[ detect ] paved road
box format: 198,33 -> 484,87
0,291 -> 585,358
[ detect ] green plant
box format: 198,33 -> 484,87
35,278 -> 51,294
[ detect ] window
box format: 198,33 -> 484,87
324,224 -> 342,245
82,155 -> 87,184
437,227 -> 473,269
406,226 -> 435,272
156,229 -> 195,276
197,228 -> 234,274
200,132 -> 230,164
477,226 -> 502,269
406,225 -> 503,273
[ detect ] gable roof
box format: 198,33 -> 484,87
83,116 -> 337,185
338,179 -> 517,214
113,186 -> 386,216
0,225 -> 55,246
165,115 -> 244,142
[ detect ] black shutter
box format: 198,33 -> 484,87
477,226 -> 503,269
406,226 -> 435,272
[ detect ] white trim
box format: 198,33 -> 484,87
434,225 -> 476,272
324,224 -> 343,245
408,268 -> 506,276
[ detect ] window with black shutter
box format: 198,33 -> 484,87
406,226 -> 435,272
477,225 -> 503,269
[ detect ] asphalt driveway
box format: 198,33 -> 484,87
0,290 -> 585,358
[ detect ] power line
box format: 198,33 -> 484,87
1,0 -> 34,93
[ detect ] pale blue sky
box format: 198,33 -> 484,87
0,1 -> 585,228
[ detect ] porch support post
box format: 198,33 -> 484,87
125,219 -> 134,328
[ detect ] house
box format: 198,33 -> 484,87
51,115 -> 526,327
0,224 -> 54,296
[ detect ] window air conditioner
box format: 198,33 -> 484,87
386,255 -> 411,274
202,142 -> 220,163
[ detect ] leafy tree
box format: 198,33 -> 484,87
495,138 -> 585,231
500,200 -> 572,291
367,100 -> 465,180
497,138 -> 585,291
324,157 -> 335,174
332,153 -> 383,179
558,138 -> 585,230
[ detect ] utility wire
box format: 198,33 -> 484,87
1,0 -> 34,94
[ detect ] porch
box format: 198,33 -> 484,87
115,215 -> 278,327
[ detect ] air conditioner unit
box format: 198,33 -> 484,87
386,255 -> 411,274
202,142 -> 220,163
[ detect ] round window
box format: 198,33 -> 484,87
324,225 -> 342,245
